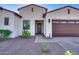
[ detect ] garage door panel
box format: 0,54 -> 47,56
52,23 -> 79,37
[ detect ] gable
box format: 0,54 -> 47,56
18,4 -> 47,20
18,4 -> 47,11
20,5 -> 46,12
47,6 -> 79,14
46,6 -> 79,20
0,7 -> 22,18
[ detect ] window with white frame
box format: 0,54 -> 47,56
23,20 -> 30,30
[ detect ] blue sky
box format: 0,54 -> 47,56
0,4 -> 79,13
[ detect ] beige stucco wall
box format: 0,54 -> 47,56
19,5 -> 46,36
46,7 -> 79,20
45,7 -> 79,38
19,5 -> 46,20
0,10 -> 21,38
14,15 -> 22,37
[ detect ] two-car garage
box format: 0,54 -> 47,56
46,6 -> 79,37
52,20 -> 79,37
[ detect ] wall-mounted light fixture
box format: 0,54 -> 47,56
32,8 -> 33,12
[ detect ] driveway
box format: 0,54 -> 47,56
0,37 -> 79,55
53,37 -> 79,55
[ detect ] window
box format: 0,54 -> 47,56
68,21 -> 74,24
76,21 -> 79,24
60,21 -> 67,24
68,9 -> 70,14
23,20 -> 30,30
4,17 -> 9,25
52,21 -> 59,23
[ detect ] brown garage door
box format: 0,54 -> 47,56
52,22 -> 79,37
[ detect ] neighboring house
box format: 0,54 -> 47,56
1,4 -> 79,38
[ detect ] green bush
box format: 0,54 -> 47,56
22,30 -> 30,38
0,29 -> 12,38
41,43 -> 50,54
65,50 -> 72,55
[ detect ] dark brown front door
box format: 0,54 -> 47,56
37,23 -> 42,34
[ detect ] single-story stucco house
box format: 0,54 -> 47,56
1,4 -> 79,38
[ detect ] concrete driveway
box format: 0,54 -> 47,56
0,37 -> 79,55
53,37 -> 79,55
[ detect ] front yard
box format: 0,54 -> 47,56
0,37 -> 79,55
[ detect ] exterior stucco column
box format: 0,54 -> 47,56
30,20 -> 35,36
44,20 -> 46,36
45,19 -> 52,38
20,19 -> 23,36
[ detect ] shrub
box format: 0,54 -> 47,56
65,50 -> 72,55
41,43 -> 50,54
0,29 -> 12,38
22,30 -> 30,38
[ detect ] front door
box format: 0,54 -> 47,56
37,23 -> 42,34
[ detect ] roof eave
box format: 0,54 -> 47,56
18,4 -> 48,11
47,6 -> 79,14
0,7 -> 22,18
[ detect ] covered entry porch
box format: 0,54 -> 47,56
35,20 -> 44,35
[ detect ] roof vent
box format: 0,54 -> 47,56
68,9 -> 70,14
